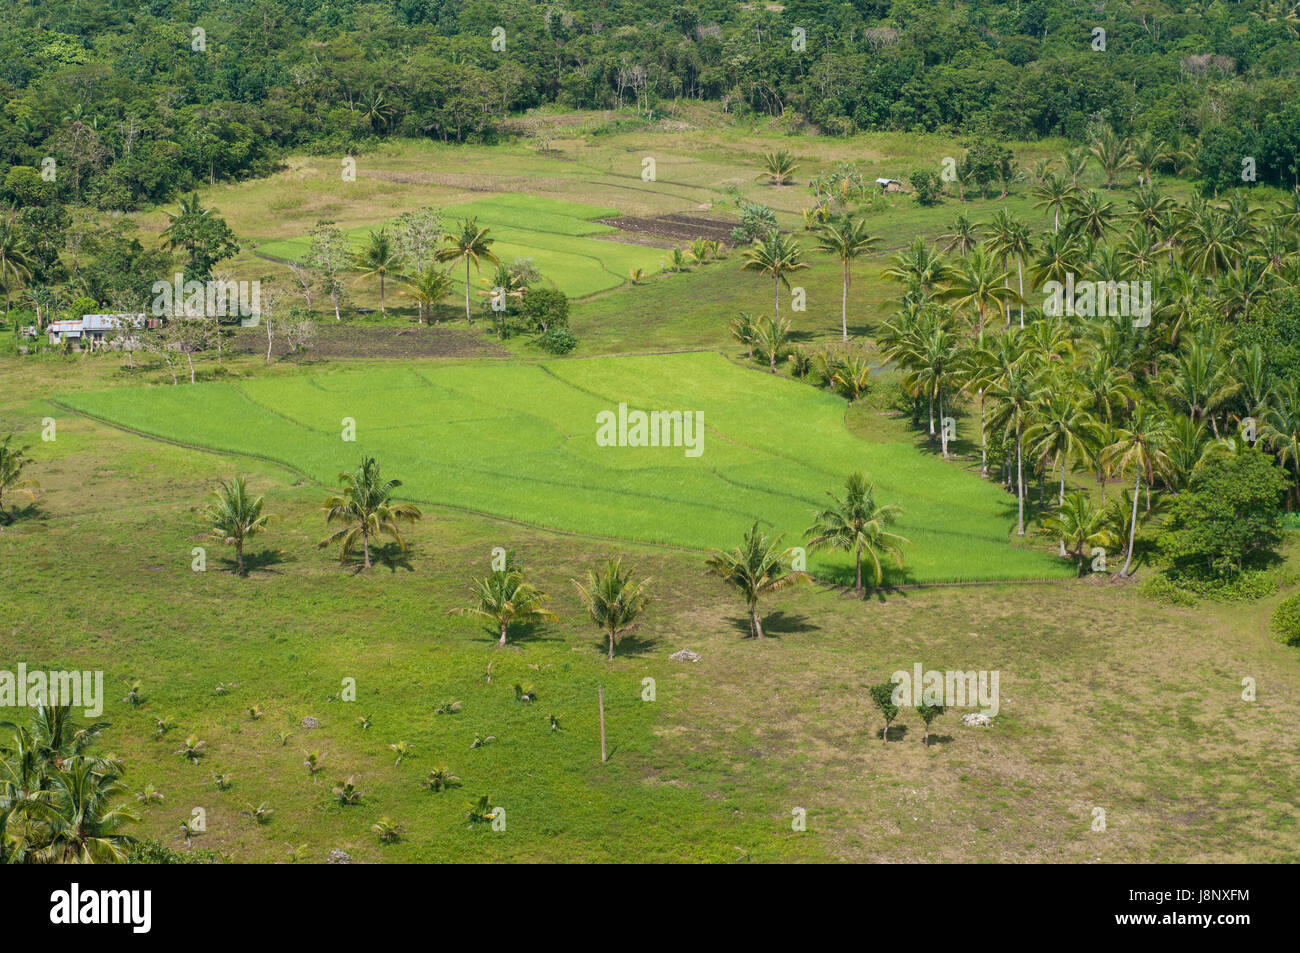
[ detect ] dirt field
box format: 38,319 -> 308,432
599,213 -> 737,246
227,322 -> 511,360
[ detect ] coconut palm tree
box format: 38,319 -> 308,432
706,523 -> 808,639
881,237 -> 949,295
572,558 -> 651,660
1025,389 -> 1098,555
1163,338 -> 1240,438
402,265 -> 454,325
203,476 -> 270,576
988,355 -> 1038,536
1042,491 -> 1110,575
1262,382 -> 1300,508
436,218 -> 499,323
25,759 -> 139,864
758,150 -> 799,186
753,314 -> 792,373
1129,135 -> 1171,186
1063,147 -> 1090,188
0,216 -> 33,314
813,215 -> 879,341
319,457 -> 422,569
1032,172 -> 1075,232
900,323 -> 959,453
1106,404 -> 1172,576
354,228 -> 403,317
1090,129 -> 1132,189
453,568 -> 556,648
741,230 -> 808,321
940,247 -> 1016,336
939,213 -> 981,255
956,331 -> 999,476
804,472 -> 910,595
1065,190 -> 1116,242
0,434 -> 38,523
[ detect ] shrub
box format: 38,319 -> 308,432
536,326 -> 578,354
1273,594 -> 1300,646
521,287 -> 569,332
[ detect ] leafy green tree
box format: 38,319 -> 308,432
1160,449 -> 1288,574
572,557 -> 652,660
319,457 -> 422,569
159,193 -> 239,281
1106,405 -> 1173,577
804,473 -> 910,595
203,476 -> 270,576
916,703 -> 946,748
869,683 -> 900,742
402,264 -> 453,325
706,522 -> 808,639
1042,491 -> 1109,575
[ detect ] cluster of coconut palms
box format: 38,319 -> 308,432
877,157 -> 1300,576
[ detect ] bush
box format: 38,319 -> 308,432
908,168 -> 942,206
126,838 -> 224,864
521,287 -> 569,332
536,326 -> 578,354
1273,594 -> 1300,646
1141,568 -> 1278,606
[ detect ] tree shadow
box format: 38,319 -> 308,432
237,548 -> 294,575
370,541 -> 415,573
608,630 -> 661,657
725,610 -> 817,639
879,724 -> 910,742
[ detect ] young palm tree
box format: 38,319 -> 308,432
0,434 -> 38,523
1090,129 -> 1133,189
1163,339 -> 1240,438
1129,135 -> 1171,187
1042,491 -> 1110,575
354,228 -> 403,317
956,331 -> 999,477
402,265 -> 454,325
572,558 -> 651,660
319,457 -> 423,569
436,218 -> 499,323
939,213 -> 981,255
706,522 -> 808,639
1064,190 -> 1116,242
1106,404 -> 1172,576
758,150 -> 799,186
159,192 -> 211,272
26,759 -> 139,864
741,230 -> 808,321
813,216 -> 880,341
804,473 -> 910,595
452,568 -> 556,648
753,314 -> 792,373
1063,147 -> 1090,188
203,476 -> 270,576
881,237 -> 949,295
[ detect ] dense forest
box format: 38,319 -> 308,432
4,0 -> 1300,212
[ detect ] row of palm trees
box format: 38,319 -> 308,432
352,217 -> 498,323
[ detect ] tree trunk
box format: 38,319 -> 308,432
498,622 -> 508,648
1120,469 -> 1142,577
855,548 -> 863,594
465,259 -> 472,323
773,273 -> 780,321
363,530 -> 371,569
236,540 -> 245,576
939,390 -> 949,459
841,264 -> 849,342
979,391 -> 987,477
379,273 -> 385,317
750,603 -> 763,639
1017,260 -> 1025,328
1016,428 -> 1025,536
1058,456 -> 1067,557
607,628 -> 615,661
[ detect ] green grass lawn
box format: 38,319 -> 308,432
56,352 -> 1067,585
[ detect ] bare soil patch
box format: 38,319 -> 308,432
226,323 -> 510,360
600,213 -> 737,246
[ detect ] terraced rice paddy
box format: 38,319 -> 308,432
58,352 -> 1066,584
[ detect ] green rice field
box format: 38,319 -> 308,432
57,352 -> 1066,584
254,195 -> 670,298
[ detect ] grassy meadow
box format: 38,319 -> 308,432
4,110 -> 1298,863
